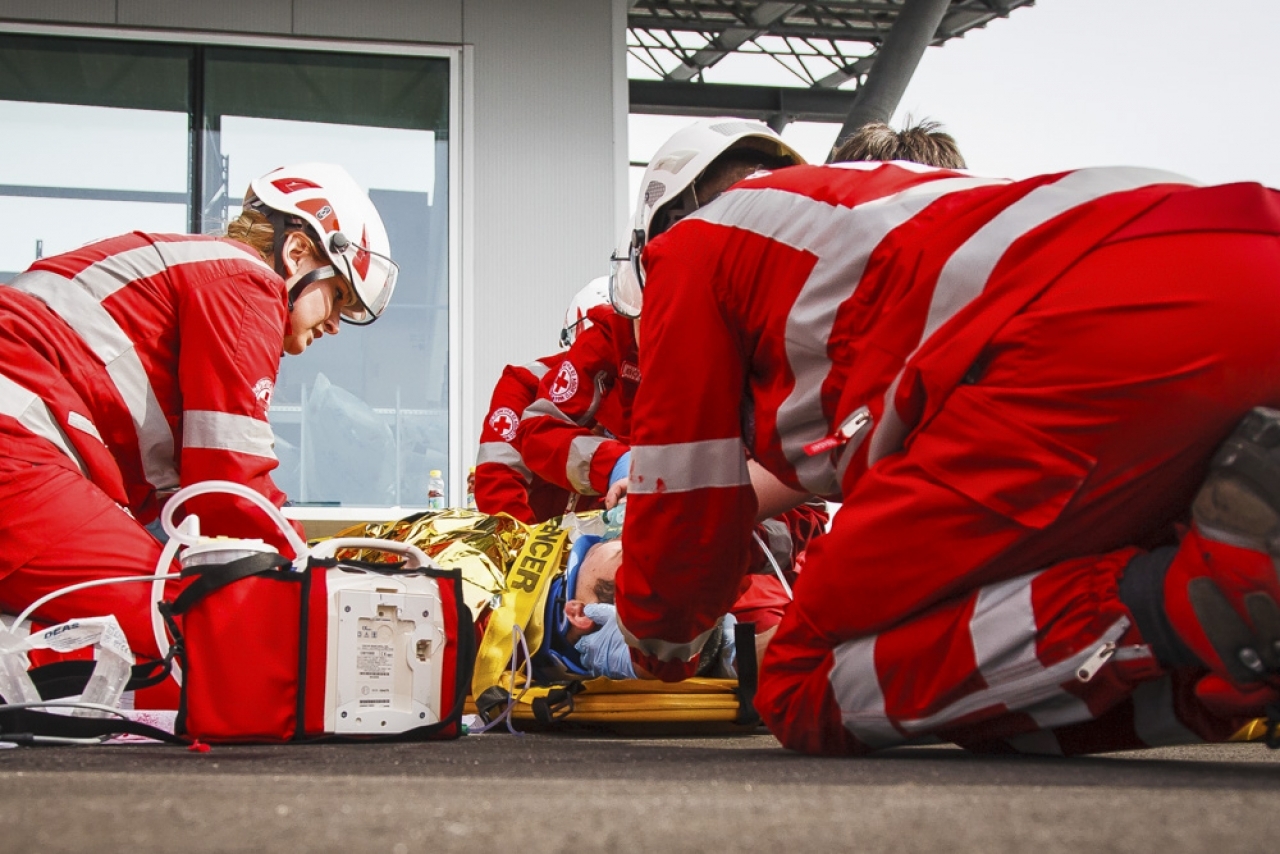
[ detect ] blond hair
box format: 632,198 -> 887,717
223,208 -> 277,265
832,119 -> 966,170
224,208 -> 323,268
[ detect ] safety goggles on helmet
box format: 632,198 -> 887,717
612,118 -> 806,320
326,230 -> 399,325
609,229 -> 646,320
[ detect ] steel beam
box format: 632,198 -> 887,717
831,0 -> 953,155
630,79 -> 858,128
667,3 -> 800,82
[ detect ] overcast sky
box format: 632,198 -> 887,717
630,0 -> 1280,193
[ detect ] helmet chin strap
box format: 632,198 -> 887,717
285,264 -> 337,313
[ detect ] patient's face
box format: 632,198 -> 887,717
573,540 -> 623,604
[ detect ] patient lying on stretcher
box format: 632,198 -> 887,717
533,534 -> 791,681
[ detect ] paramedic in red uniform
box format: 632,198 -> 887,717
612,156 -> 1280,756
516,119 -> 828,571
473,277 -> 610,523
0,162 -> 399,677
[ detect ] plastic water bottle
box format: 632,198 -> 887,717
427,469 -> 446,510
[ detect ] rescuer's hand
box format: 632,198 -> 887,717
575,603 -> 638,680
605,478 -> 629,509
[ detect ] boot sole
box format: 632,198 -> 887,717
1193,407 -> 1280,552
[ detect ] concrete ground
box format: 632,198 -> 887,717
1,730 -> 1278,854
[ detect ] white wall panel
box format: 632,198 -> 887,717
294,0 -> 462,44
463,0 -> 622,462
0,1 -> 114,24
119,0 -> 294,34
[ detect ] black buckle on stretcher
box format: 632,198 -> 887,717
532,682 -> 584,724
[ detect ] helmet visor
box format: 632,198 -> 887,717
332,239 -> 399,326
609,230 -> 646,319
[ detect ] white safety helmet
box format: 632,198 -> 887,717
560,275 -> 612,348
610,118 -> 805,319
245,162 -> 398,325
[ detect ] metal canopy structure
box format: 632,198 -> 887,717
628,0 -> 1036,131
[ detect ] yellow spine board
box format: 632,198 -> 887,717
504,677 -> 744,723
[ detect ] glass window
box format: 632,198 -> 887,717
202,47 -> 451,509
0,35 -> 189,279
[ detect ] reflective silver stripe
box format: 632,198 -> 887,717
10,269 -> 177,490
476,442 -> 532,479
828,635 -> 904,749
865,372 -> 908,467
618,615 -> 718,665
972,574 -> 1042,677
152,237 -> 275,276
523,360 -> 552,379
899,618 -> 1129,736
867,167 -> 1200,465
566,434 -> 608,494
67,410 -> 104,443
1132,677 -> 1202,747
970,572 -> 1091,730
183,410 -> 277,460
923,167 -> 1199,344
1004,729 -> 1064,756
630,438 -> 750,495
1024,690 -> 1093,731
829,574 -> 1130,748
0,373 -> 88,474
693,176 -> 1005,496
29,240 -> 268,307
828,159 -> 955,175
522,397 -> 576,425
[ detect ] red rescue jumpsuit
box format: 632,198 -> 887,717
516,305 -> 638,499
474,354 -> 603,523
518,304 -> 829,569
0,231 -> 303,696
617,162 -> 1280,755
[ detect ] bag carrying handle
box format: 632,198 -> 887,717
306,538 -> 437,570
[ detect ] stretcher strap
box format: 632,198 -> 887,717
473,521 -> 569,714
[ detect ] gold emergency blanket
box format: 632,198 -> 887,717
330,509 -> 526,619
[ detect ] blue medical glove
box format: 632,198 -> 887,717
574,603 -> 638,680
608,451 -> 632,489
